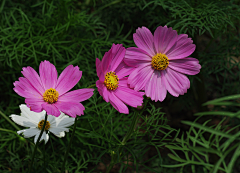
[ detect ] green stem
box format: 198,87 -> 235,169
87,84 -> 96,88
28,113 -> 48,173
61,117 -> 78,173
43,143 -> 46,172
121,112 -> 139,146
106,98 -> 149,173
0,110 -> 20,131
122,98 -> 148,145
0,128 -> 18,134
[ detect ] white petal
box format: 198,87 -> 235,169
10,115 -> 37,127
55,112 -> 69,124
58,112 -> 68,119
55,131 -> 65,138
17,128 -> 40,138
34,131 -> 47,144
47,115 -> 56,126
49,127 -> 69,137
19,104 -> 46,122
57,117 -> 75,128
43,132 -> 49,144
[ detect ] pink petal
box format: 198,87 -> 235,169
21,66 -> 45,94
13,77 -> 42,98
101,49 -> 113,74
133,27 -> 155,57
96,58 -> 102,77
154,26 -> 178,54
115,61 -> 135,79
96,80 -> 109,102
162,68 -> 190,97
96,58 -> 105,82
169,57 -> 201,75
109,44 -> 126,72
108,91 -> 129,114
166,34 -> 196,60
124,47 -> 152,67
59,88 -> 94,103
118,77 -> 128,87
128,63 -> 153,91
25,97 -> 45,112
39,60 -> 58,90
42,103 -> 61,117
55,101 -> 85,118
145,71 -> 167,102
114,86 -> 144,108
55,65 -> 82,96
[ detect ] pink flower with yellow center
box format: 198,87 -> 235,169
124,26 -> 201,102
13,60 -> 94,118
96,44 -> 144,114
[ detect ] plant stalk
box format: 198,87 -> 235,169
106,98 -> 149,173
0,110 -> 20,131
28,113 -> 48,173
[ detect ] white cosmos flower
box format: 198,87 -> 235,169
10,104 -> 75,144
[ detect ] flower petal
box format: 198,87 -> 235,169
19,104 -> 45,121
34,131 -> 47,144
56,117 -> 75,127
96,58 -> 102,78
42,103 -> 61,117
21,66 -> 45,94
13,77 -> 43,99
128,64 -> 153,91
57,132 -> 65,137
46,115 -> 56,125
145,70 -> 167,102
58,88 -> 94,103
39,60 -> 58,90
96,80 -> 109,102
17,128 -> 40,138
169,57 -> 201,75
49,127 -> 69,137
166,34 -> 196,60
108,91 -> 129,114
115,61 -> 135,79
124,47 -> 152,67
109,44 -> 126,72
133,26 -> 155,57
162,68 -> 190,97
114,85 -> 144,108
54,101 -> 85,118
10,115 -> 37,127
154,26 -> 178,55
25,97 -> 45,113
101,48 -> 113,74
55,65 -> 82,96
45,133 -> 49,144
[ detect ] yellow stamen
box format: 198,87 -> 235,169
43,88 -> 59,103
151,53 -> 169,70
104,71 -> 119,90
38,120 -> 50,130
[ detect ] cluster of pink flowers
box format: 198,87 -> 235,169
96,26 -> 201,113
14,25 -> 201,117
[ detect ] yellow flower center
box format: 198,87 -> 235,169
38,120 -> 50,131
151,53 -> 169,70
104,71 -> 119,90
43,88 -> 59,103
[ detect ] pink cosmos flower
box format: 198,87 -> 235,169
124,26 -> 201,102
96,44 -> 144,114
13,60 -> 94,118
